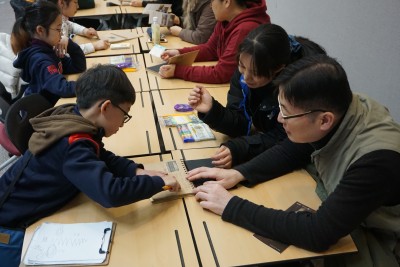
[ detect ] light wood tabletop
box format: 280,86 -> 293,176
74,0 -> 144,17
66,54 -> 150,92
171,149 -> 358,267
20,154 -> 200,267
72,29 -> 142,56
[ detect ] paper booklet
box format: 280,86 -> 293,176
147,158 -> 214,203
97,31 -> 142,44
142,3 -> 172,14
146,50 -> 199,75
23,221 -> 115,266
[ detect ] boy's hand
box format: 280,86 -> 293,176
160,174 -> 181,192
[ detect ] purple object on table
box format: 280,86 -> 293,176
174,104 -> 193,112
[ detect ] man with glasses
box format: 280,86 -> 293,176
187,55 -> 400,267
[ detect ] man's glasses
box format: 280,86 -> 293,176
278,96 -> 326,120
98,100 -> 132,123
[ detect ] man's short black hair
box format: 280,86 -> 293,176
274,55 -> 353,116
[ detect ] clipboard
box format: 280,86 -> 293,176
22,221 -> 116,266
97,31 -> 142,44
146,50 -> 199,75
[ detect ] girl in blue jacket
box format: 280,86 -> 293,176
11,1 -> 86,105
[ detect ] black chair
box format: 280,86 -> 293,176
0,81 -> 11,123
5,94 -> 53,154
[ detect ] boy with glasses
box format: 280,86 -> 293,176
188,55 -> 400,266
0,64 -> 180,266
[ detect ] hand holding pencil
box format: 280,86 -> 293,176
161,174 -> 181,192
136,168 -> 181,192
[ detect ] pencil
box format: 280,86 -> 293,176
162,185 -> 172,190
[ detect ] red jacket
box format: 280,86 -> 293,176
175,0 -> 270,84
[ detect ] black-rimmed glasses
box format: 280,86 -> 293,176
98,100 -> 132,123
278,96 -> 327,120
49,28 -> 62,34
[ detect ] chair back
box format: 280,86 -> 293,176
5,94 -> 53,154
0,81 -> 11,123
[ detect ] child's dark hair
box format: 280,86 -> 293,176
11,1 -> 60,54
76,64 -> 136,109
290,36 -> 327,63
237,23 -> 291,79
233,0 -> 263,8
274,55 -> 352,116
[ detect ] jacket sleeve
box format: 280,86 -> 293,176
174,23 -> 254,83
61,39 -> 87,74
178,4 -> 216,44
233,138 -> 313,185
198,70 -> 249,136
79,43 -> 95,55
34,59 -> 76,98
223,150 -> 400,252
62,139 -> 165,208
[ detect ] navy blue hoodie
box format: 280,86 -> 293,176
0,105 -> 165,228
13,38 -> 86,105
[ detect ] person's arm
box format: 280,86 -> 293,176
198,70 -> 249,136
233,138 -> 313,185
178,24 -> 220,62
174,24 -> 254,83
223,150 -> 400,252
178,4 -> 216,44
34,59 -> 76,98
79,43 -> 95,55
68,20 -> 86,36
63,139 -> 165,207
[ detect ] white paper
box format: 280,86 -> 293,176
149,44 -> 166,58
24,221 -> 113,265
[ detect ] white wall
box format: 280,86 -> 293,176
266,0 -> 400,122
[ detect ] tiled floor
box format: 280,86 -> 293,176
0,1 -> 16,174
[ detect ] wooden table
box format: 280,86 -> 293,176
72,29 -> 142,56
72,0 -> 145,30
74,0 -> 144,17
20,154 -> 200,267
151,87 -> 230,151
144,53 -> 229,90
56,91 -> 160,157
66,54 -> 150,92
171,149 -> 358,267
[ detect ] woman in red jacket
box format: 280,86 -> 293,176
159,0 -> 270,84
